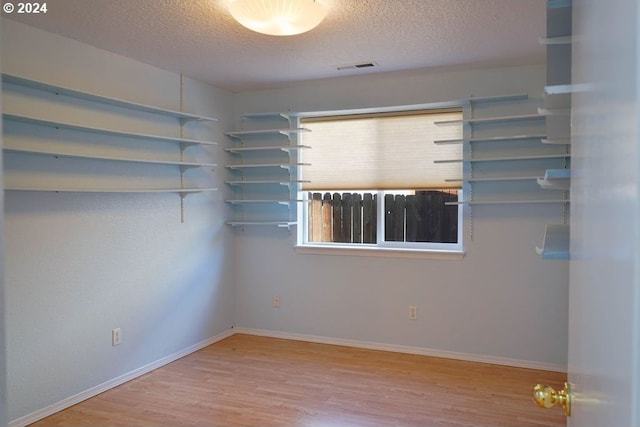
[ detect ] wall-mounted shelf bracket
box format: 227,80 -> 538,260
227,221 -> 297,229
536,224 -> 570,259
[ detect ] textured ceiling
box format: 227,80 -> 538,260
4,0 -> 546,92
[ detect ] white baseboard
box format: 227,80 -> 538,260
11,327 -> 565,427
233,327 -> 567,373
9,328 -> 235,427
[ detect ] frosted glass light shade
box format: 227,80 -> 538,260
229,0 -> 327,36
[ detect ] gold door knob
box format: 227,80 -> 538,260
533,382 -> 571,416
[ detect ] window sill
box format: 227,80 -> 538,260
295,244 -> 465,260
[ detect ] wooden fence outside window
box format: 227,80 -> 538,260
307,191 -> 458,244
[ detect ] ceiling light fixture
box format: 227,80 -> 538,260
229,0 -> 327,36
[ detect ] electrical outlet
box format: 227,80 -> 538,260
408,306 -> 418,320
112,328 -> 121,346
273,295 -> 281,308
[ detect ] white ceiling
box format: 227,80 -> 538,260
4,0 -> 546,92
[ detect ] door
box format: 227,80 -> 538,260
568,0 -> 640,426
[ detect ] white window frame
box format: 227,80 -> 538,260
298,189 -> 464,254
293,105 -> 466,260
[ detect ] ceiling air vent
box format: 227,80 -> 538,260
336,62 -> 378,71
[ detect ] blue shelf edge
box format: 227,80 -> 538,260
536,224 -> 570,260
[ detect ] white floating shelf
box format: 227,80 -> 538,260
544,85 -> 573,95
542,137 -> 572,145
536,224 -> 570,260
538,169 -> 571,190
436,113 -> 544,125
225,199 -> 306,205
466,94 -> 529,103
227,221 -> 297,228
4,187 -> 218,194
225,163 -> 309,170
225,145 -> 310,153
538,107 -> 571,116
544,83 -> 592,95
3,146 -> 216,168
2,73 -> 218,122
225,128 -> 310,138
434,134 -> 546,145
446,175 -> 542,183
446,199 -> 570,206
435,154 -> 571,164
241,112 -> 299,120
3,114 -> 218,146
225,179 -> 310,185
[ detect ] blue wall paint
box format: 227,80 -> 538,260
234,64 -> 569,369
2,19 -> 236,422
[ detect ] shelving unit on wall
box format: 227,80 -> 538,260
224,113 -> 309,228
435,94 -> 570,206
433,91 -> 571,244
1,73 -> 219,221
1,74 -> 218,122
536,0 -> 573,259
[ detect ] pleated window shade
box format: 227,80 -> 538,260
301,110 -> 463,191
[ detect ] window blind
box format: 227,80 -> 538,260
300,110 -> 463,191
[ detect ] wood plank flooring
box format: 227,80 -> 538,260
30,334 -> 567,427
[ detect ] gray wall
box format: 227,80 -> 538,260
2,19 -> 236,423
233,64 -> 569,370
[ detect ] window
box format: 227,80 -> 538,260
298,109 -> 464,253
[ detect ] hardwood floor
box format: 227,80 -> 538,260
30,334 -> 567,427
